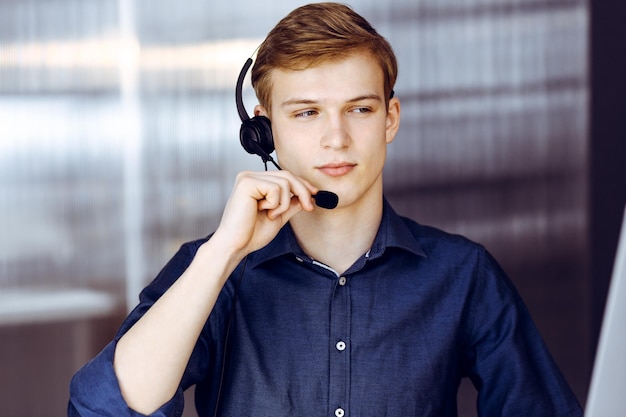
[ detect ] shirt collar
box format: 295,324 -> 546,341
248,197 -> 426,269
368,198 -> 427,260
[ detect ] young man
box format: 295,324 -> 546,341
69,3 -> 582,416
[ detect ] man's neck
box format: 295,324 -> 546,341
289,196 -> 384,275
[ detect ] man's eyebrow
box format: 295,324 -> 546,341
280,98 -> 318,107
280,94 -> 382,107
347,94 -> 382,103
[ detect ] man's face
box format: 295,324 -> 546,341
257,52 -> 400,209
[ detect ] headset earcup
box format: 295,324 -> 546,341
239,115 -> 274,157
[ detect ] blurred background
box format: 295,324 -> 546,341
0,0 -> 624,416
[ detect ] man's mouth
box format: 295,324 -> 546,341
317,162 -> 356,177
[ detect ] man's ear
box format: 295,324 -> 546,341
385,97 -> 401,144
254,104 -> 269,118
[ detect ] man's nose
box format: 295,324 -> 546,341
320,114 -> 350,149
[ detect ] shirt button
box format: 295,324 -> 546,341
335,408 -> 345,417
336,340 -> 346,351
338,276 -> 347,286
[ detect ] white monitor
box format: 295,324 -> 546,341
585,205 -> 626,416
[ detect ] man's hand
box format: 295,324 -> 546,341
212,170 -> 318,258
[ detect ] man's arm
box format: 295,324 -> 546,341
112,170 -> 318,415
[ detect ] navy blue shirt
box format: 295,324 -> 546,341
69,199 -> 582,417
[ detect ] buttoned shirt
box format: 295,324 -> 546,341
69,199 -> 582,417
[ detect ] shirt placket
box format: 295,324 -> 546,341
328,273 -> 351,417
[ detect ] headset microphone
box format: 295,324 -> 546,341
236,57 -> 339,209
313,190 -> 339,210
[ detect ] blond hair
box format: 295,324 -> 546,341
251,2 -> 398,112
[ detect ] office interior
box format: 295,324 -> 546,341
0,1 -> 624,416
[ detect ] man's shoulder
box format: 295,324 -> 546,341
396,214 -> 486,259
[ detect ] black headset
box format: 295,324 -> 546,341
235,57 -> 279,169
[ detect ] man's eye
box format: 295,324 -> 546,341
352,107 -> 372,114
295,110 -> 317,118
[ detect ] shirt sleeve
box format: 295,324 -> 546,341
68,341 -> 185,417
67,238 -> 210,417
461,246 -> 583,417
